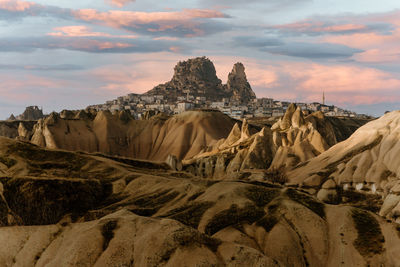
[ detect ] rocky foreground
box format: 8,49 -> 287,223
0,137 -> 399,266
1,106 -> 400,266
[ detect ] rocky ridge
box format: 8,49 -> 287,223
29,109 -> 238,162
183,104 -> 361,179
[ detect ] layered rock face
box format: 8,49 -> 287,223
30,109 -> 236,161
225,63 -> 256,103
183,119 -> 274,178
0,137 -> 399,266
146,57 -> 257,103
286,110 -> 400,221
183,104 -> 367,178
270,104 -> 338,170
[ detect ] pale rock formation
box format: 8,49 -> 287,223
270,104 -> 336,170
30,110 -> 236,161
183,121 -> 274,178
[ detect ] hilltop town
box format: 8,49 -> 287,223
88,57 -> 368,120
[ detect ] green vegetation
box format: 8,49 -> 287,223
126,189 -> 180,216
244,185 -> 280,207
101,220 -> 117,251
286,188 -> 325,219
264,167 -> 288,185
8,141 -> 89,176
351,208 -> 385,258
163,202 -> 214,229
2,177 -> 111,225
204,203 -> 265,235
340,189 -> 383,213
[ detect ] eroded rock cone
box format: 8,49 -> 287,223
226,63 -> 256,103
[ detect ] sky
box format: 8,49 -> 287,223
0,0 -> 399,118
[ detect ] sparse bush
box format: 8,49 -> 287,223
286,188 -> 325,219
351,208 -> 385,257
264,167 -> 288,185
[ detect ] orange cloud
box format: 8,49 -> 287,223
106,0 -> 135,8
274,20 -> 368,34
73,8 -> 228,36
322,29 -> 400,63
47,25 -> 137,39
0,0 -> 36,12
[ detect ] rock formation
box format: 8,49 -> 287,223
7,114 -> 15,121
146,57 -> 257,103
146,57 -> 225,101
0,121 -> 36,140
183,119 -> 274,178
14,106 -> 44,121
270,104 -> 338,170
30,110 -> 237,161
0,137 -> 398,266
286,110 -> 400,221
225,63 -> 256,103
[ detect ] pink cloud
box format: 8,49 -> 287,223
106,0 -> 135,8
273,20 -> 368,34
47,25 -> 137,39
210,56 -> 400,105
322,29 -> 400,63
73,8 -> 228,36
49,38 -> 134,52
286,63 -> 400,93
276,11 -> 400,64
0,74 -> 65,102
0,0 -> 36,12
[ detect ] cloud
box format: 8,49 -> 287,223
106,0 -> 135,8
233,36 -> 283,47
72,8 -> 230,37
200,0 -> 310,11
264,42 -> 363,59
0,0 -> 35,12
0,36 -> 185,53
313,11 -> 400,64
47,25 -> 137,38
269,20 -> 393,36
0,64 -> 84,71
0,1 -> 230,37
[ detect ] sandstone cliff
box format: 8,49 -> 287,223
30,110 -> 237,161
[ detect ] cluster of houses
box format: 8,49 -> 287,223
87,93 -> 365,120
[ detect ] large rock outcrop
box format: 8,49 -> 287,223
146,57 -> 257,103
146,57 -> 226,102
30,110 -> 236,161
225,63 -> 256,103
